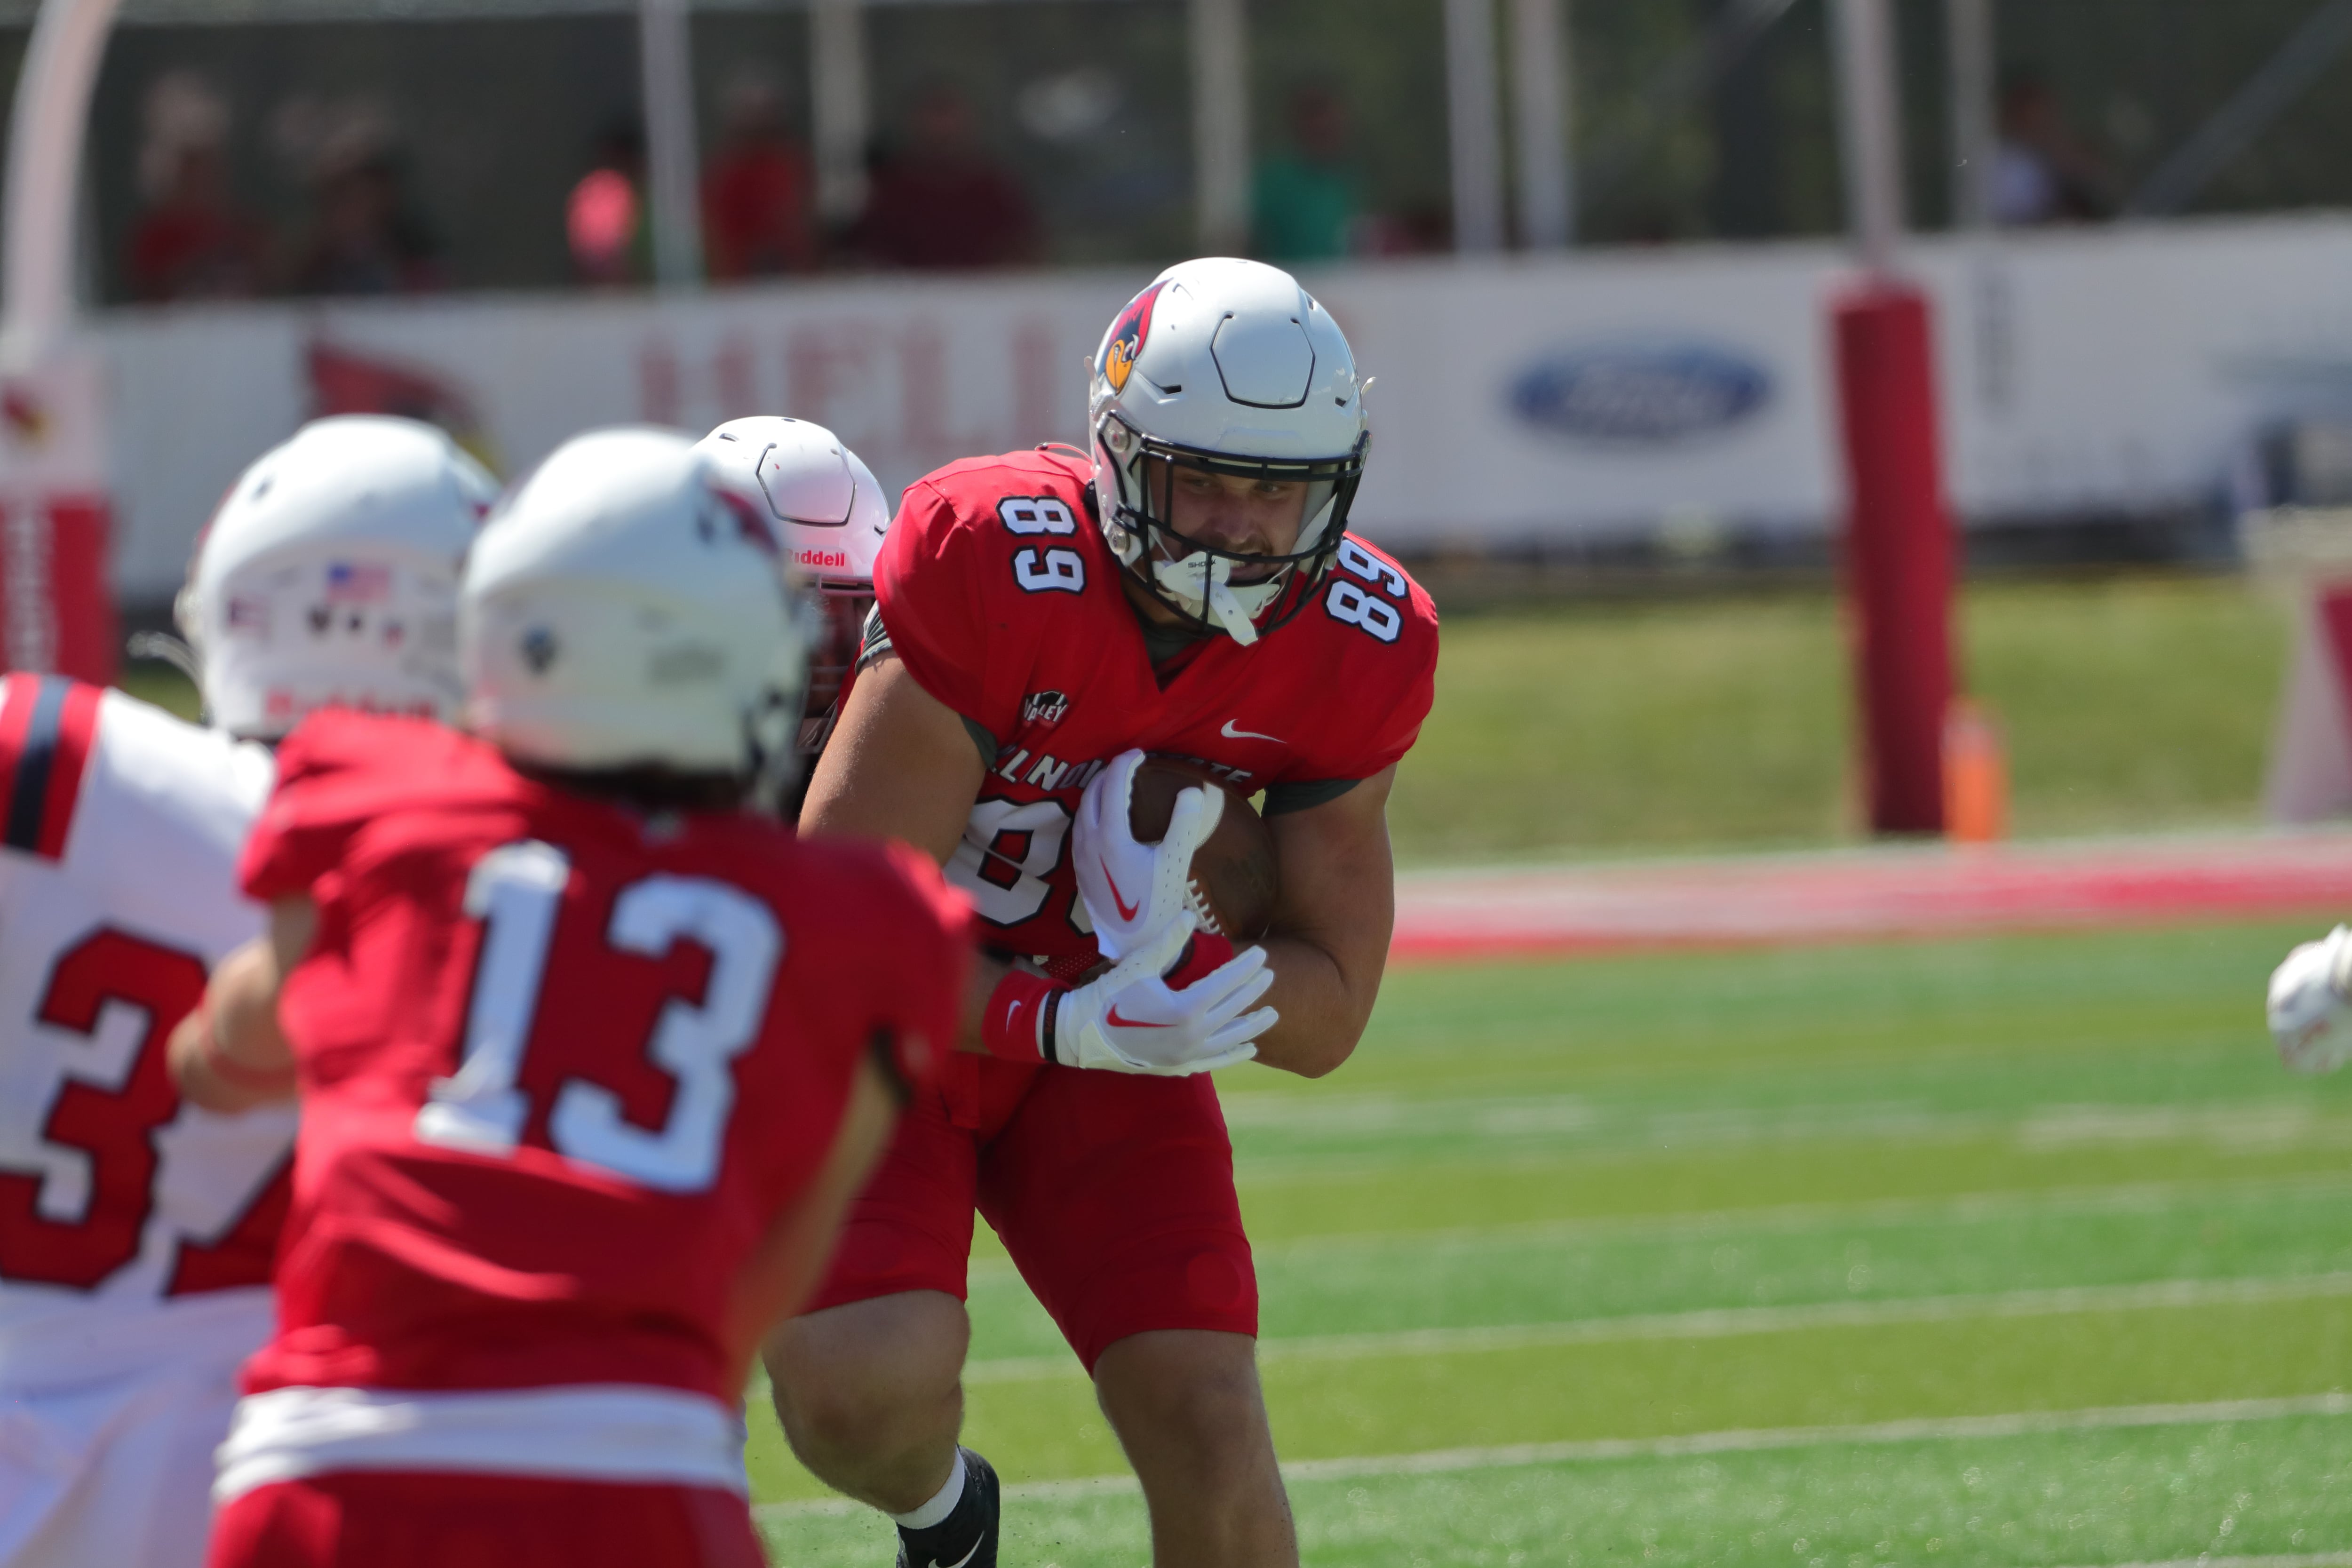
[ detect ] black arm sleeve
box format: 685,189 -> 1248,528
1262,777 -> 1363,816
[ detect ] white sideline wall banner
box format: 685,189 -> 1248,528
93,214 -> 2352,599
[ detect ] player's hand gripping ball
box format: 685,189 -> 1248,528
1075,750 -> 1278,962
1051,921 -> 1278,1076
1126,756 -> 1278,942
2267,924 -> 2352,1074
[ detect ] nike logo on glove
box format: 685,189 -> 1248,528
1105,1007 -> 1171,1028
1101,857 -> 1141,921
1221,719 -> 1282,743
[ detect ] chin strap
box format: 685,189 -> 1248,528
1147,550 -> 1263,646
1207,577 -> 1261,645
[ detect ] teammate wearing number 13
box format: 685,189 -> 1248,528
771,258 -> 1438,1567
170,430 -> 972,1568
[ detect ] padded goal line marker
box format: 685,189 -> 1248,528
753,1392 -> 2352,1520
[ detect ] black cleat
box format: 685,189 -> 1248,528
894,1447 -> 999,1568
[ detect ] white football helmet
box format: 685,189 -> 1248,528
692,416 -> 889,755
2268,925 -> 2352,1074
176,415 -> 494,740
1089,256 -> 1370,645
461,426 -> 815,799
692,415 -> 890,593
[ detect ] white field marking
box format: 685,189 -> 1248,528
965,1171 -> 2352,1283
2048,1558 -> 2352,1568
955,1272 -> 2352,1385
1224,1103 -> 2352,1186
752,1392 -> 2352,1522
1212,1087 -> 2330,1148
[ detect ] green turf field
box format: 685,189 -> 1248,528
750,920 -> 2352,1565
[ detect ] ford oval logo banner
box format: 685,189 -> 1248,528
1510,338 -> 1773,444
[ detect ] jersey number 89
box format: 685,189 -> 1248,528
1324,539 -> 1407,644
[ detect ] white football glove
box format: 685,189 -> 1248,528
2268,924 -> 2352,1074
1048,923 -> 1276,1076
1073,748 -> 1224,963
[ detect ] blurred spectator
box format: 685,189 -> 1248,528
1993,70 -> 2114,225
1253,85 -> 1364,262
702,75 -> 816,279
284,109 -> 443,294
125,72 -> 269,302
569,122 -> 650,287
852,84 -> 1038,270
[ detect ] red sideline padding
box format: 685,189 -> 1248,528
0,494 -> 116,686
1390,833 -> 2352,963
1834,283 -> 1954,836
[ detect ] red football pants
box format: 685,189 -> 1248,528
806,1056 -> 1257,1370
205,1472 -> 765,1568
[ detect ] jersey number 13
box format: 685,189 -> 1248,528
415,841 -> 781,1194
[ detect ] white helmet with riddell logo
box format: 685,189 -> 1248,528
462,426 -> 815,802
177,414 -> 495,740
1089,256 -> 1370,645
693,415 -> 890,593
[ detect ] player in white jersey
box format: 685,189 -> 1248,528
0,415 -> 492,1568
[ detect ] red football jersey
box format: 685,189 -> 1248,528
235,712 -> 971,1405
876,447 -> 1438,962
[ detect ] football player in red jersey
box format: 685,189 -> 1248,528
768,258 -> 1439,1568
168,428 -> 974,1568
0,416 -> 490,1568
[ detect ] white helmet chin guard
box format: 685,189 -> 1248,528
692,415 -> 890,593
1089,256 -> 1370,645
462,426 -> 816,805
177,414 -> 495,741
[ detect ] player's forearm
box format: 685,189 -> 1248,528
958,952 -> 1019,1055
168,936 -> 298,1113
1248,773 -> 1397,1078
1248,933 -> 1381,1078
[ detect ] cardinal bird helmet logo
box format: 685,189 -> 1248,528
1100,281 -> 1166,396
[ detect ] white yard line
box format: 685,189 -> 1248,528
2048,1559 -> 2352,1568
957,1271 -> 2352,1384
753,1392 -> 2352,1521
965,1171 -> 2352,1281
1223,1103 -> 2352,1186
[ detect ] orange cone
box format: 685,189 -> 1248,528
1943,698 -> 2008,844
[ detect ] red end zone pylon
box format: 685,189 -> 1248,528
2265,578 -> 2352,823
1833,280 -> 1956,836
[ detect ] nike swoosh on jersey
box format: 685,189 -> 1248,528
1105,1007 -> 1172,1028
1220,720 -> 1283,743
1101,857 -> 1141,921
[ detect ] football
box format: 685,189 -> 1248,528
1126,755 -> 1280,943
